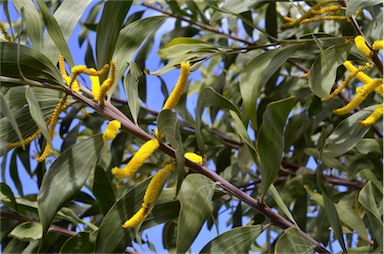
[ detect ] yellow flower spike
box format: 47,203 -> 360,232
297,71 -> 311,79
162,62 -> 190,111
90,75 -> 101,101
354,35 -> 373,58
7,129 -> 42,149
143,164 -> 175,205
37,97 -> 67,162
122,205 -> 149,229
322,64 -> 372,102
372,40 -> 384,51
103,120 -> 121,141
358,104 -> 383,127
300,15 -> 349,24
343,61 -> 373,84
184,152 -> 203,164
111,138 -> 160,179
0,21 -> 12,42
333,79 -> 382,115
98,61 -> 116,102
311,5 -> 343,15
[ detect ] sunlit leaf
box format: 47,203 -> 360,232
274,227 -> 314,254
158,37 -> 217,59
9,222 -> 42,241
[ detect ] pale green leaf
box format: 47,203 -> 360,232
210,0 -> 256,23
150,52 -> 205,76
37,135 -> 104,234
200,225 -> 264,253
274,227 -> 314,254
158,37 -> 217,59
346,0 -> 383,17
9,222 -> 42,241
309,42 -> 352,98
357,169 -> 383,194
355,138 -> 382,155
269,184 -> 297,226
177,174 -> 214,253
240,45 -> 301,127
257,97 -> 296,194
358,182 -> 382,223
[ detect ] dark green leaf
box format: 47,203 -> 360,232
93,165 -> 116,216
124,62 -> 143,125
240,45 -> 301,127
265,3 -> 277,39
200,225 -> 264,253
176,174 -> 214,253
0,92 -> 24,147
0,182 -> 18,211
60,232 -> 94,253
358,182 -> 382,224
257,97 -> 296,194
37,135 -> 104,234
274,227 -> 314,254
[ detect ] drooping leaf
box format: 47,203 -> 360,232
36,0 -> 74,67
196,87 -> 241,155
200,225 -> 264,254
309,42 -> 352,98
240,45 -> 301,127
257,96 -> 296,194
358,182 -> 382,224
60,232 -> 94,253
274,227 -> 314,254
176,174 -> 214,253
124,62 -> 143,125
346,0 -> 383,17
269,184 -> 297,225
322,105 -> 377,158
37,135 -> 104,234
9,222 -> 43,241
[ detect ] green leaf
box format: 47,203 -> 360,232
0,91 -> 24,148
200,225 -> 264,253
240,45 -> 301,127
9,221 -> 42,241
357,169 -> 383,194
124,62 -> 143,125
257,97 -> 296,194
92,165 -> 116,216
196,87 -> 241,155
322,105 -> 377,158
0,182 -> 18,211
358,182 -> 382,224
43,0 -> 92,65
157,110 -> 185,193
13,0 -> 43,51
0,42 -> 64,86
210,0 -> 256,23
150,52 -> 205,76
111,16 -> 166,95
95,177 -> 153,253
25,87 -> 50,144
309,42 -> 352,98
269,184 -> 297,225
274,227 -> 314,254
158,37 -> 217,59
36,0 -> 74,67
346,0 -> 383,16
176,174 -> 214,253
60,232 -> 94,253
37,135 -> 104,235
355,138 -> 382,155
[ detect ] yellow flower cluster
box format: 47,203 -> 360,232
283,0 -> 351,28
0,21 -> 12,42
321,36 -> 384,126
103,120 -> 121,141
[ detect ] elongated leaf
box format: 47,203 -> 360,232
274,227 -> 314,254
200,225 -> 264,253
0,92 -> 24,147
0,182 -> 18,211
9,222 -> 42,241
0,42 -> 63,86
196,87 -> 241,155
240,45 -> 301,127
346,0 -> 383,16
96,0 -> 132,74
124,62 -> 143,125
60,232 -> 94,253
176,174 -> 214,253
257,97 -> 296,194
44,0 -> 92,65
358,182 -> 382,223
269,184 -> 297,225
158,37 -> 217,59
37,135 -> 104,234
357,169 -> 383,194
309,42 -> 352,98
210,0 -> 256,23
25,87 -> 50,144
111,16 -> 166,95
35,0 -> 74,67
13,0 -> 43,51
355,138 -> 382,155
322,105 -> 377,158
92,165 -> 116,216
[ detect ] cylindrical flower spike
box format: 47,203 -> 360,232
297,71 -> 311,79
354,35 -> 373,58
103,120 -> 121,141
358,104 -> 383,127
311,5 -> 343,15
111,138 -> 160,179
0,21 -> 12,42
98,61 -> 116,102
7,129 -> 42,149
90,73 -> 101,101
162,62 -> 190,110
343,61 -> 373,84
143,164 -> 175,205
300,15 -> 349,24
184,152 -> 203,164
372,40 -> 384,51
122,205 -> 149,229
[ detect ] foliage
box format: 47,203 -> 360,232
0,0 -> 383,253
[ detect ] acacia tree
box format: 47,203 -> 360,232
0,0 -> 383,253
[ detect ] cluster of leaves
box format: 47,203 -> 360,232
0,0 -> 382,253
